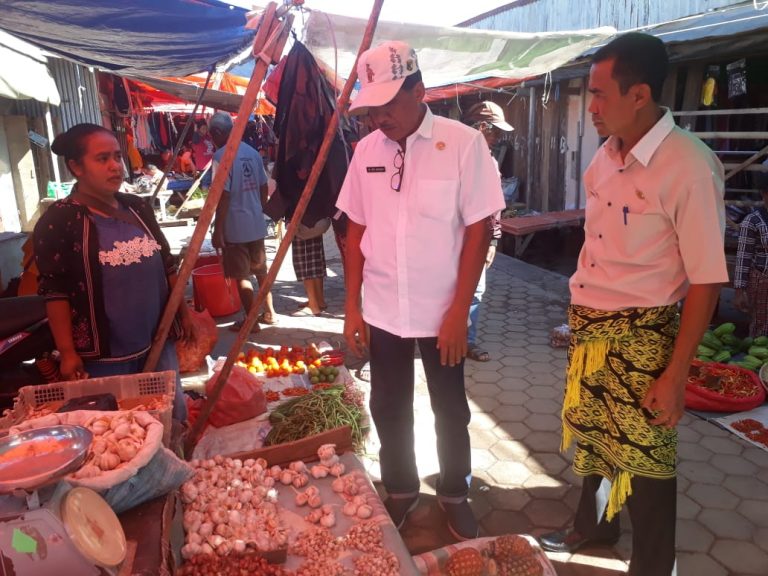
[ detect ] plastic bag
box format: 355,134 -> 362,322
176,308 -> 218,373
550,324 -> 571,348
204,365 -> 267,428
11,410 -> 163,491
102,447 -> 194,513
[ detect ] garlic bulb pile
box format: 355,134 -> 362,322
73,412 -> 148,479
181,456 -> 288,559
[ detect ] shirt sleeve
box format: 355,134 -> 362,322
734,215 -> 757,289
33,205 -> 73,301
212,150 -> 232,193
459,133 -> 506,226
668,171 -> 729,285
336,150 -> 366,226
256,153 -> 268,187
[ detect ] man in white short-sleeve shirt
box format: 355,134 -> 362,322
337,41 -> 504,540
539,33 -> 727,576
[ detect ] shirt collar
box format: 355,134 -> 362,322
604,107 -> 675,168
405,105 -> 434,146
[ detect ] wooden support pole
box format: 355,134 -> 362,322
150,68 -> 214,202
171,160 -> 212,219
183,0 -> 387,456
725,143 -> 768,181
143,2 -> 287,373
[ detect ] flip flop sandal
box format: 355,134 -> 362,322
355,362 -> 371,382
229,320 -> 261,333
257,312 -> 279,325
467,345 -> 490,362
290,306 -> 323,318
295,301 -> 328,311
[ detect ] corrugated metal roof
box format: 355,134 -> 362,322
461,0 -> 750,34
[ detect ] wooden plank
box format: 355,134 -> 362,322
672,107 -> 768,117
693,132 -> 768,140
540,92 -> 552,213
224,426 -> 354,467
723,163 -> 768,172
678,63 -> 705,131
500,209 -> 585,235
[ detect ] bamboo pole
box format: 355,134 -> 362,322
183,0 -> 387,456
150,68 -> 215,202
171,160 -> 212,219
143,2 -> 288,372
725,143 -> 768,181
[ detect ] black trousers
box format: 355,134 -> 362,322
574,473 -> 677,576
368,324 -> 472,499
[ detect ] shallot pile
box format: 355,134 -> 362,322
181,455 -> 289,559
73,412 -> 149,479
176,553 -> 292,576
180,443 -> 399,575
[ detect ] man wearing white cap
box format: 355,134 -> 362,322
337,41 -> 505,540
461,101 -> 513,363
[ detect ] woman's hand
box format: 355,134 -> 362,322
59,350 -> 87,380
178,304 -> 198,345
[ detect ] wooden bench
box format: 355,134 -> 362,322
500,208 -> 585,258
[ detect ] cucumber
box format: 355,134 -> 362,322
748,346 -> 768,360
701,332 -> 723,351
712,350 -> 731,363
720,333 -> 741,348
713,322 -> 736,337
697,345 -> 717,357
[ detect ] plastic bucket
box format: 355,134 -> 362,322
191,264 -> 241,317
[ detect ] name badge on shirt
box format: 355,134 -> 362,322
366,166 -> 386,173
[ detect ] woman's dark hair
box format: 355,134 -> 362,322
51,123 -> 116,164
592,32 -> 668,102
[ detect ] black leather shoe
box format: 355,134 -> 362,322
539,527 -> 619,554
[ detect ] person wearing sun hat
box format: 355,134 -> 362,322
337,41 -> 505,540
461,101 -> 512,363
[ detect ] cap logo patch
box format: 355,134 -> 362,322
389,46 -> 404,79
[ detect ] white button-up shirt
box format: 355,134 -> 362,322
337,108 -> 505,337
570,109 -> 729,311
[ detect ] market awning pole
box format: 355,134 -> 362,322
183,0 -> 387,457
171,160 -> 212,219
725,142 -> 768,181
149,66 -> 215,202
143,2 -> 288,373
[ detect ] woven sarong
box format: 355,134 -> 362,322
747,268 -> 768,338
562,304 -> 679,520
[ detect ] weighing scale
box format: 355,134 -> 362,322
0,425 -> 127,575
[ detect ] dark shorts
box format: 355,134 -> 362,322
291,235 -> 326,281
222,239 -> 267,279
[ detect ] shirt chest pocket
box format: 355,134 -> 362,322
415,179 -> 459,222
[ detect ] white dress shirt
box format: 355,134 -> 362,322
570,108 -> 729,311
337,108 -> 505,337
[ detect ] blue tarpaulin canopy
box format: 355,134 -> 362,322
0,0 -> 255,77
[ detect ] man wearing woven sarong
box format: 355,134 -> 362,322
539,33 -> 728,575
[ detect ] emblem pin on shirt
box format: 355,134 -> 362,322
436,141 -> 446,150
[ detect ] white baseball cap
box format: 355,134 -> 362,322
348,41 -> 420,115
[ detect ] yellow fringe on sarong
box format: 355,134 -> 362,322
560,338 -> 611,451
606,469 -> 633,521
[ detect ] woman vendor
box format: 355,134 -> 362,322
33,123 -> 193,420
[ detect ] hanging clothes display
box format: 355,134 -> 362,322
272,42 -> 355,227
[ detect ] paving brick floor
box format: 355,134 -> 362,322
202,229 -> 768,575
